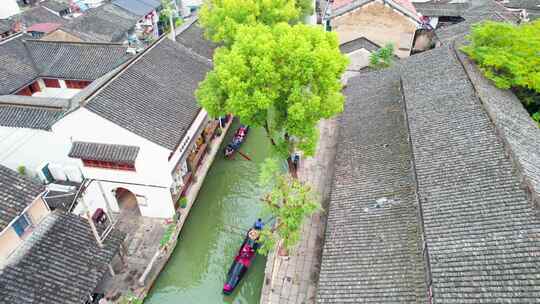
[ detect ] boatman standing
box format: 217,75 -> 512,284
254,218 -> 264,230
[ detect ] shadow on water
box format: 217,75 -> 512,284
145,120 -> 272,304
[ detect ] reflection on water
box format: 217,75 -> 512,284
145,121 -> 271,304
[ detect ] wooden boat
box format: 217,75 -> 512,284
224,125 -> 249,158
222,226 -> 261,295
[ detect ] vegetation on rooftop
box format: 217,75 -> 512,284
462,20 -> 540,127
369,43 -> 394,69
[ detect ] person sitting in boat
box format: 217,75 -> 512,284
240,244 -> 253,259
248,228 -> 260,240
254,218 -> 264,230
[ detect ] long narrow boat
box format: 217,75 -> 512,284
222,226 -> 261,295
224,125 -> 249,158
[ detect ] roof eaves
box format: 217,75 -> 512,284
331,0 -> 421,23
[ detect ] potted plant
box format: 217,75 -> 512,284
178,197 -> 188,209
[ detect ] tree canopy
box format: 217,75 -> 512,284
257,158 -> 319,255
462,20 -> 540,91
199,0 -> 311,45
196,23 -> 348,159
462,20 -> 540,126
369,43 -> 394,69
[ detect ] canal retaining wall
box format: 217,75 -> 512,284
135,117 -> 234,302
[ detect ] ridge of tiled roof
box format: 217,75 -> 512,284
331,0 -> 421,22
68,141 -> 140,165
0,34 -> 40,95
339,36 -> 381,53
0,33 -> 131,97
319,38 -> 540,302
413,0 -> 472,16
0,165 -> 44,231
0,104 -> 65,130
0,210 -> 126,304
23,39 -> 130,80
175,17 -> 217,61
435,0 -> 519,43
83,36 -> 210,150
399,45 -> 540,302
59,3 -> 140,43
318,68 -> 428,303
40,0 -> 71,13
503,0 -> 540,10
453,40 -> 540,208
15,5 -> 67,27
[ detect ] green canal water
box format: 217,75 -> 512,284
145,121 -> 271,304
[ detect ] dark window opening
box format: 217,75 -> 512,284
13,214 -> 32,237
65,80 -> 91,89
43,78 -> 61,88
82,159 -> 136,171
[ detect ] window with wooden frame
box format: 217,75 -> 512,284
43,78 -> 61,88
65,80 -> 91,89
82,159 -> 136,171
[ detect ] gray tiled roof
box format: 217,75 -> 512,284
0,165 -> 44,231
413,0 -> 471,16
318,69 -> 427,303
319,38 -> 540,303
0,104 -> 64,130
435,0 -> 518,43
503,0 -> 540,9
0,34 -> 39,95
85,38 -> 210,150
331,0 -> 420,22
41,0 -> 71,13
0,19 -> 11,33
400,45 -> 540,302
455,42 -> 540,213
339,36 -> 380,53
68,141 -> 140,164
60,3 -> 140,42
112,0 -> 158,16
24,39 -> 130,80
175,18 -> 217,60
20,6 -> 66,26
0,210 -> 126,304
0,34 -> 130,96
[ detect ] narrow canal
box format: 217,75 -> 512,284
145,121 -> 271,304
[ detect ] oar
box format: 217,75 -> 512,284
237,150 -> 251,161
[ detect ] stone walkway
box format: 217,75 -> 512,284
260,118 -> 339,304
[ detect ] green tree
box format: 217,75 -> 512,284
196,23 -> 348,167
199,0 -> 311,45
257,158 -> 319,256
369,43 -> 394,69
160,0 -> 176,38
462,20 -> 540,125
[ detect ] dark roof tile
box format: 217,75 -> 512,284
24,39 -> 130,80
175,18 -> 217,60
0,104 -> 64,130
318,69 -> 427,303
60,3 -> 140,42
0,211 -> 125,304
0,34 -> 39,95
400,45 -> 540,302
68,141 -> 140,164
85,38 -> 210,150
339,36 -> 380,53
0,165 -> 44,231
414,0 -> 471,16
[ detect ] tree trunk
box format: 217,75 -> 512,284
263,120 -> 277,146
287,156 -> 298,178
